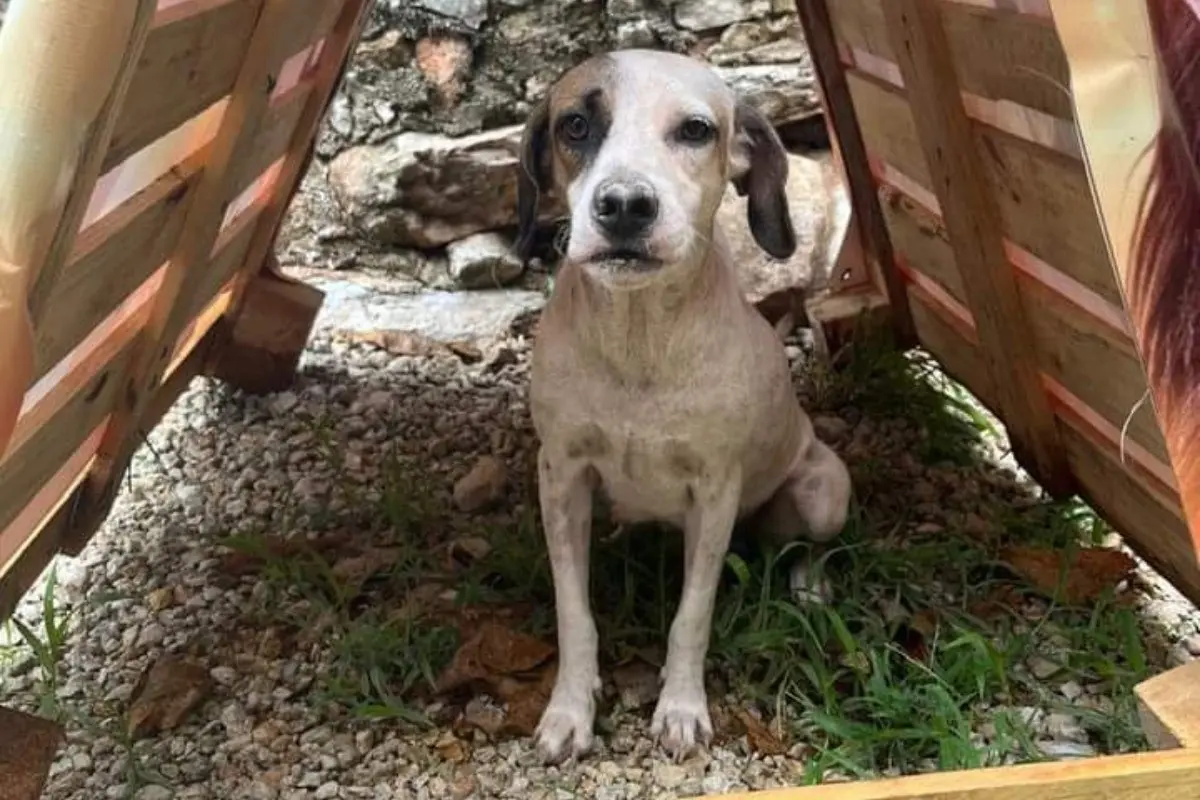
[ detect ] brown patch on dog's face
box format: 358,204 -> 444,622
516,49 -> 795,282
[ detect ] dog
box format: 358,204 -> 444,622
516,49 -> 853,764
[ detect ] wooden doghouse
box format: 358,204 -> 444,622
3,0 -> 1200,797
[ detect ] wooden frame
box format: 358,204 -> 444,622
0,0 -> 377,621
775,0 -> 1200,795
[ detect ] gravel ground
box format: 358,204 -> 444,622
4,276 -> 1200,800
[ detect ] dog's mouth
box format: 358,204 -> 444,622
588,247 -> 663,272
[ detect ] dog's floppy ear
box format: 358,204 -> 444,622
731,101 -> 796,260
516,97 -> 552,263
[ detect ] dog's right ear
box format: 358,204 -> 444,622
516,98 -> 552,263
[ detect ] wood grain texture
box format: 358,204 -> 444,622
883,0 -> 1071,495
1136,660 -> 1200,750
0,707 -> 63,800
102,0 -> 261,173
880,185 -> 966,303
718,748 -> 1200,799
796,0 -> 916,345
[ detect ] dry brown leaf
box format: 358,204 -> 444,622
434,731 -> 469,764
435,621 -> 557,737
1000,546 -> 1136,605
733,709 -> 788,756
446,537 -> 492,569
436,622 -> 555,694
127,656 -> 212,738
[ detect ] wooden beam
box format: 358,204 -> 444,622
719,748 -> 1200,799
1136,660 -> 1200,750
795,0 -> 916,347
206,257 -> 324,394
805,285 -> 891,359
0,707 -> 63,800
881,0 -> 1073,496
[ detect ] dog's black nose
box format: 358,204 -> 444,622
592,180 -> 659,239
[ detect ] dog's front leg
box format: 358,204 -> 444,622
651,470 -> 741,759
534,447 -> 600,764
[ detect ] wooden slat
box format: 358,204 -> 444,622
0,347 -> 128,542
975,125 -> 1121,308
880,185 -> 967,303
33,84 -> 309,388
796,0 -> 916,345
104,0 -> 338,173
829,0 -> 1071,119
34,165 -> 197,381
1136,660 -> 1200,751
846,71 -> 932,192
909,287 -> 995,408
103,0 -> 260,172
883,0 -> 1071,494
1063,423 -> 1200,603
721,748 -> 1200,799
1021,279 -> 1169,465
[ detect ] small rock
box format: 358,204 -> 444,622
1027,655 -> 1061,680
135,786 -> 173,800
137,623 -> 167,648
269,391 -> 300,416
447,232 -> 524,289
1038,741 -> 1097,759
414,0 -> 488,29
653,763 -> 688,790
415,35 -> 473,106
453,456 -> 508,512
1060,680 -> 1084,701
210,666 -> 238,686
674,0 -> 770,31
812,415 -> 849,441
315,782 -> 340,800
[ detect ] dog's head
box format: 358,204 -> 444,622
517,49 -> 795,289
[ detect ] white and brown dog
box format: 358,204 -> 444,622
516,49 -> 852,763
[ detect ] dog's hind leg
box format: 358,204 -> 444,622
754,436 -> 851,605
534,448 -> 601,764
757,436 -> 851,546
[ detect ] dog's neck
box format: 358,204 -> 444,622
557,227 -> 741,385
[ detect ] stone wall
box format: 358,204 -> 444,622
281,0 -> 843,302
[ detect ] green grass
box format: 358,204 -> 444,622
222,320 -> 1155,779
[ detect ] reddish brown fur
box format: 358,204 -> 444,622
1132,0 -> 1200,544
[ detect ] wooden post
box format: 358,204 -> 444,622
881,0 -> 1073,496
795,0 -> 917,348
0,0 -> 157,456
206,255 -> 326,394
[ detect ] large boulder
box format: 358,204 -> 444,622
716,61 -> 821,126
718,152 -> 851,303
328,125 -> 565,249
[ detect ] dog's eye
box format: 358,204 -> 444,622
678,117 -> 715,144
561,113 -> 590,142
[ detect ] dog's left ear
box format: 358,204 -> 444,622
516,97 -> 552,263
731,101 -> 796,259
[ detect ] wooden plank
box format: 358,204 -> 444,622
0,338 -> 211,621
976,125 -> 1122,309
0,347 -> 128,543
1136,661 -> 1200,750
845,70 -> 932,192
719,748 -> 1200,799
18,2 -> 160,325
1021,278 -> 1170,465
104,0 -> 338,173
102,0 -> 260,172
880,184 -> 967,303
34,165 -> 197,381
883,0 -> 1071,495
1063,423 -> 1200,605
796,0 -> 916,346
34,83 -> 309,390
940,3 -> 1072,119
908,287 -> 996,411
829,0 -> 1071,119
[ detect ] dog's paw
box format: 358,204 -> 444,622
650,682 -> 712,760
535,691 -> 597,764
